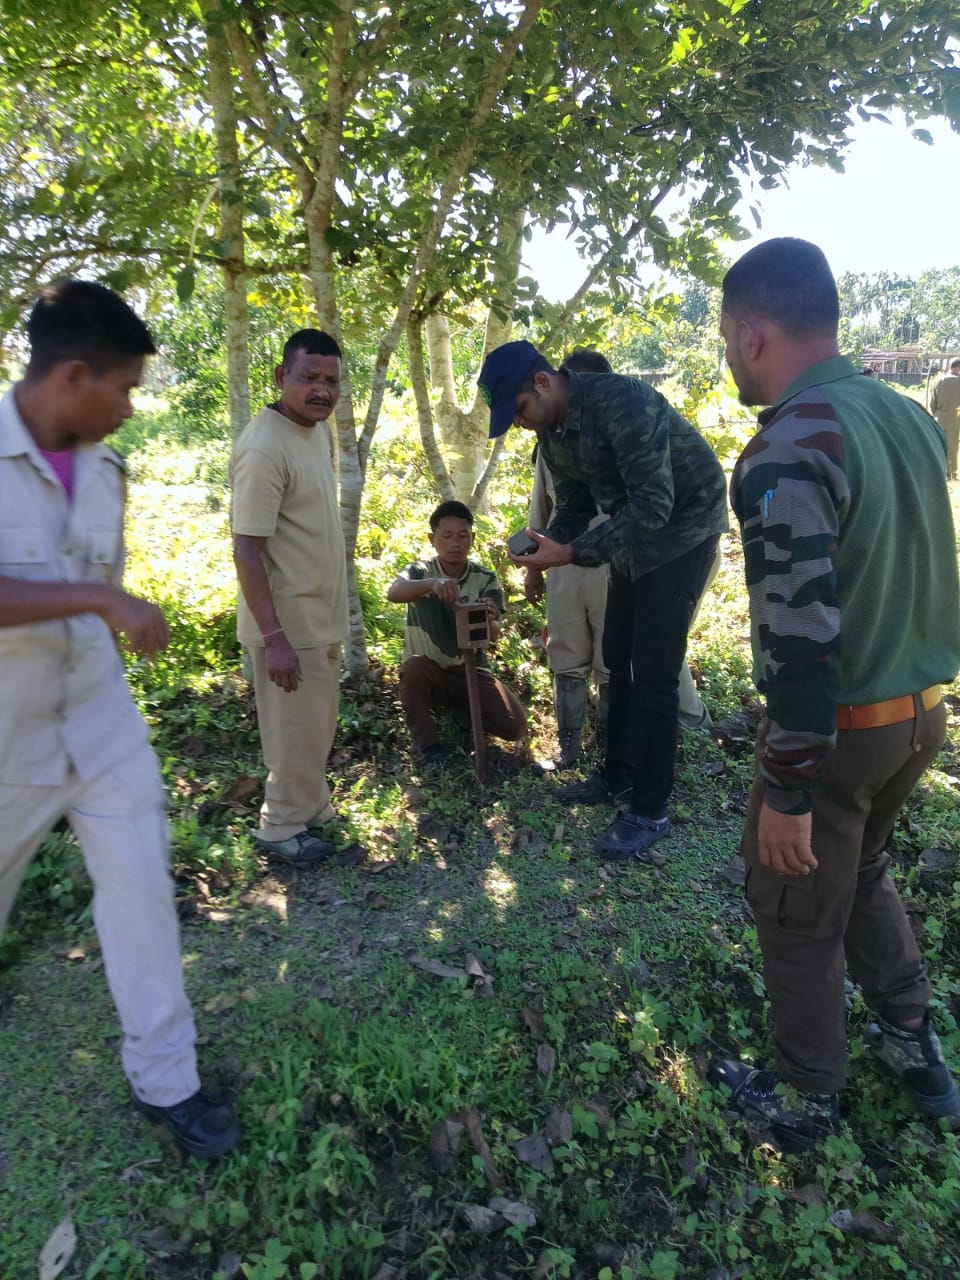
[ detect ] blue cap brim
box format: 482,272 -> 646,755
488,398 -> 515,439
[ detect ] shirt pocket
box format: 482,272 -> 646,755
86,527 -> 121,582
0,527 -> 52,577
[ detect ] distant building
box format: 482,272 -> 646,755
860,348 -> 960,386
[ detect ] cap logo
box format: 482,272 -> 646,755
479,383 -> 492,407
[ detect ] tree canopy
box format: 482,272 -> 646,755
2,0 -> 959,665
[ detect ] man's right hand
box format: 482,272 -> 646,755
265,632 -> 302,691
99,588 -> 170,657
430,577 -> 460,604
524,567 -> 545,604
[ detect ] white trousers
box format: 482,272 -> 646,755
0,743 -> 199,1107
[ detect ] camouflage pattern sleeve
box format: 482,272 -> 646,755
566,378 -> 676,569
731,393 -> 851,814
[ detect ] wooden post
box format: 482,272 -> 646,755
454,601 -> 491,782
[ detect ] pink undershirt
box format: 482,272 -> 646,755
40,448 -> 76,501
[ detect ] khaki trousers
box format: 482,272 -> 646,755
250,643 -> 342,840
742,699 -> 943,1094
399,655 -> 527,751
546,548 -> 719,730
0,743 -> 200,1107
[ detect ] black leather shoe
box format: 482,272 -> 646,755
132,1088 -> 240,1159
595,812 -> 669,860
555,770 -> 631,806
709,1058 -> 839,1153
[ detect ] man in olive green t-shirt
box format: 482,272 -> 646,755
387,501 -> 527,766
230,329 -> 348,866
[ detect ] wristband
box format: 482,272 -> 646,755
261,627 -> 284,640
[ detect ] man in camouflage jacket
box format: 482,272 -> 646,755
711,237 -> 960,1151
478,340 -> 728,859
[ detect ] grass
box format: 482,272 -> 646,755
1,426 -> 959,1280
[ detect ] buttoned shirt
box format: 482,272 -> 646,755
0,389 -> 148,785
537,370 -> 729,580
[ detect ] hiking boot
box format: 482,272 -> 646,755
254,830 -> 334,866
556,770 -> 631,806
132,1088 -> 240,1159
553,675 -> 587,767
863,1013 -> 960,1120
708,1058 -> 840,1153
595,812 -> 669,861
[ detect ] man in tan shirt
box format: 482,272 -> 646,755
930,357 -> 960,480
0,281 -> 238,1159
231,330 -> 349,866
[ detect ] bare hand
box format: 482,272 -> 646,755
524,567 -> 545,603
99,588 -> 169,657
508,528 -> 574,571
758,805 -> 817,876
431,577 -> 460,604
265,632 -> 302,692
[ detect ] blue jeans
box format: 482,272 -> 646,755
602,536 -> 719,818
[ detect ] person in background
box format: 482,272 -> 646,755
930,356 -> 960,480
231,330 -> 350,867
387,500 -> 527,767
711,237 -> 960,1150
0,281 -> 239,1158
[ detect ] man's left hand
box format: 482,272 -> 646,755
508,529 -> 574,570
757,805 -> 817,876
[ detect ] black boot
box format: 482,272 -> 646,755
864,1012 -> 960,1120
554,674 -> 587,768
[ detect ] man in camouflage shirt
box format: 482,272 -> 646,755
710,237 -> 960,1151
478,340 -> 728,859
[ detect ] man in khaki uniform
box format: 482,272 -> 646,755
930,357 -> 960,480
0,281 -> 238,1159
231,330 -> 348,866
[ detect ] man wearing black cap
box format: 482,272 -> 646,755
478,340 -> 728,859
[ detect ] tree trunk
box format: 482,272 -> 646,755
205,20 -> 249,436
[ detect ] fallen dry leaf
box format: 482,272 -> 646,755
429,1115 -> 464,1173
544,1107 -> 573,1147
365,859 -> 397,875
203,994 -> 238,1014
368,894 -> 390,910
536,1044 -> 557,1078
829,1209 -> 900,1244
462,1108 -> 501,1186
465,953 -> 487,979
460,1203 -> 504,1235
790,1183 -> 827,1207
719,858 -> 746,886
335,843 -> 367,867
489,1196 -> 536,1228
39,1217 -> 76,1280
513,1131 -> 553,1173
522,997 -> 546,1041
410,955 -> 467,980
220,775 -> 261,806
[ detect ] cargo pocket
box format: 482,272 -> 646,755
745,862 -> 818,933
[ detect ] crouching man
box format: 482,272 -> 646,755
387,501 -> 527,766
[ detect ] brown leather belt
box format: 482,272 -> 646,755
836,685 -> 943,730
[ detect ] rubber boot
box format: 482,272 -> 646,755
595,681 -> 610,755
554,674 -> 588,767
